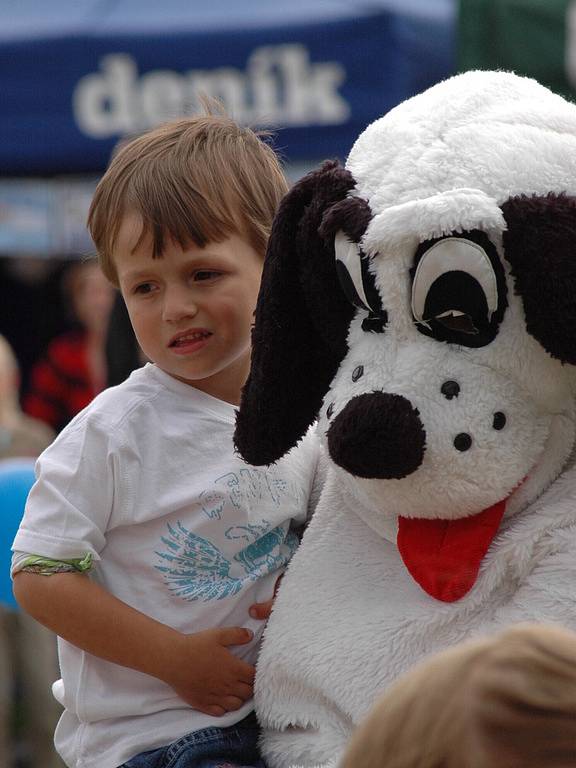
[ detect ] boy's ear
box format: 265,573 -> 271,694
234,160 -> 357,465
501,193 -> 576,364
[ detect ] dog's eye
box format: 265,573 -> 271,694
411,234 -> 506,348
412,238 -> 498,329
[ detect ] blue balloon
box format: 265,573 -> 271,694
0,458 -> 36,609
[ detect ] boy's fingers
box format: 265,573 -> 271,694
236,660 -> 256,685
249,574 -> 284,619
232,681 -> 254,700
206,704 -> 226,717
221,695 -> 245,711
219,627 -> 253,646
249,599 -> 274,620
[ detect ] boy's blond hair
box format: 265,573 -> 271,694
341,624 -> 576,768
87,113 -> 289,284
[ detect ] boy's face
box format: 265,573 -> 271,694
115,212 -> 263,404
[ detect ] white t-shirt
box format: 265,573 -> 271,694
12,363 -> 320,768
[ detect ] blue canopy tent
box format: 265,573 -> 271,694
0,0 -> 455,254
0,0 -> 455,175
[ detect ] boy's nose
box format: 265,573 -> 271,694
162,287 -> 198,323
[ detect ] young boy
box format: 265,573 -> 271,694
11,115 -> 321,768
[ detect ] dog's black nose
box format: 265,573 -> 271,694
327,392 -> 426,479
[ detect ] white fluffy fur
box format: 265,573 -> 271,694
258,463 -> 576,768
255,71 -> 576,767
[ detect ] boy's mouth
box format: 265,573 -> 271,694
169,330 -> 212,349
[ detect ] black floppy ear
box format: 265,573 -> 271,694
501,193 -> 576,364
234,160 -> 357,465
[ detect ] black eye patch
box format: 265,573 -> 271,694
411,230 -> 507,348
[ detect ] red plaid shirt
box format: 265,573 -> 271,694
23,330 -> 97,433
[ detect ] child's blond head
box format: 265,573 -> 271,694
341,624 -> 576,768
88,112 -> 288,284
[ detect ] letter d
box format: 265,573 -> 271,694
73,54 -> 138,138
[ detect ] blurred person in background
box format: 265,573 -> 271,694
340,623 -> 576,768
0,335 -> 54,459
0,257 -> 69,398
23,260 -> 115,432
0,336 -> 62,767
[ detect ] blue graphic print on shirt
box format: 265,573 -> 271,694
155,520 -> 299,601
199,468 -> 302,521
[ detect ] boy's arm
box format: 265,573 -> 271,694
13,570 -> 255,717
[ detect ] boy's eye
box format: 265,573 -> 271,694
134,282 -> 155,295
194,270 -> 221,282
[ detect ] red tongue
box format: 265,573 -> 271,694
397,500 -> 506,602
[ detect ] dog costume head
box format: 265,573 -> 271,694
235,70 -> 576,603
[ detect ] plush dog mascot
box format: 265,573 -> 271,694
234,70 -> 576,768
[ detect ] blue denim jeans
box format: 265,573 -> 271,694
118,713 -> 266,768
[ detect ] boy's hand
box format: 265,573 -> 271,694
162,627 -> 256,716
249,597 -> 274,620
249,575 -> 284,620
13,572 -> 254,718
